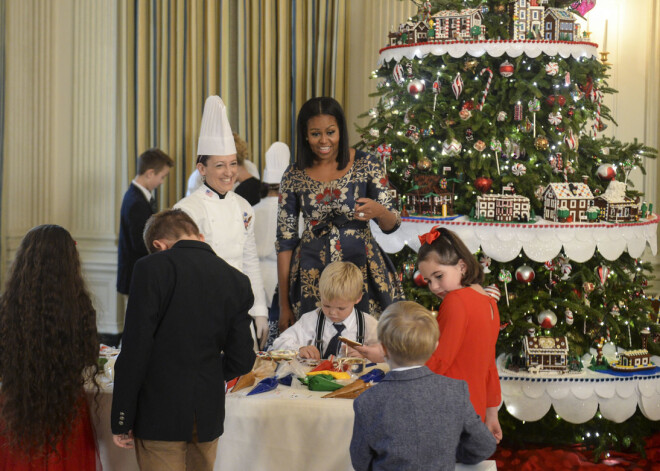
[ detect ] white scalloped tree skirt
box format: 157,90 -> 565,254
378,40 -> 599,65
370,215 -> 659,263
496,355 -> 660,424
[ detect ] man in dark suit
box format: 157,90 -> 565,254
111,210 -> 256,471
117,148 -> 174,299
350,301 -> 496,471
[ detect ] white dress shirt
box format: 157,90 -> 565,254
270,308 -> 378,353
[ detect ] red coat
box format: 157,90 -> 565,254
426,287 -> 502,421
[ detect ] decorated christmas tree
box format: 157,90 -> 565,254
357,0 -> 659,458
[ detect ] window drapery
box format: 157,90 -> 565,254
119,0 -> 347,207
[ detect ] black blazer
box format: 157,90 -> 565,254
111,240 -> 256,442
117,183 -> 153,294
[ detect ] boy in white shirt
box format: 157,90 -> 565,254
270,261 -> 378,359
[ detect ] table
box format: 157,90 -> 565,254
92,381 -> 497,471
497,355 -> 660,424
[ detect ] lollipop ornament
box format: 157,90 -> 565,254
499,269 -> 512,307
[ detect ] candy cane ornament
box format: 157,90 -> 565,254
592,89 -> 603,137
476,68 -> 493,111
452,73 -> 464,99
432,79 -> 440,111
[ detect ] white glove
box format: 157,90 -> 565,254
253,316 -> 269,349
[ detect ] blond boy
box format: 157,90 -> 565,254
270,261 -> 378,359
350,301 -> 497,470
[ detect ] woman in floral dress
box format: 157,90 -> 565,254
276,97 -> 404,331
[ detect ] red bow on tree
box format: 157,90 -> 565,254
418,226 -> 441,246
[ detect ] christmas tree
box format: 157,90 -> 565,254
357,0 -> 659,458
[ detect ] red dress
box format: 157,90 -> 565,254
0,398 -> 100,471
426,287 -> 502,421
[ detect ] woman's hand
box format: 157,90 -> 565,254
298,345 -> 321,360
355,198 -> 398,232
278,304 -> 295,333
354,198 -> 386,222
352,343 -> 386,363
485,407 -> 502,444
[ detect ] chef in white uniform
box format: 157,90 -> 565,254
175,95 -> 269,348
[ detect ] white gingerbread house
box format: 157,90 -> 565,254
543,182 -> 594,222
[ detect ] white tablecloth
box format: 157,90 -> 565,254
92,381 -> 496,471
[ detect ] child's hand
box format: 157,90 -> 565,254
353,343 -> 386,363
345,346 -> 362,358
485,407 -> 502,444
298,345 -> 321,360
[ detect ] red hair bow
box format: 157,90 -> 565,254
418,226 -> 441,246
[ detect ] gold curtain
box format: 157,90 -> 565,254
118,0 -> 348,207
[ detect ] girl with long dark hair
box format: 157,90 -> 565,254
0,224 -> 100,470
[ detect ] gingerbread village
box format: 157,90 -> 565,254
388,0 -> 583,46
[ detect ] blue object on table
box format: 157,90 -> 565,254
277,373 -> 294,386
360,368 -> 385,383
247,376 -> 279,395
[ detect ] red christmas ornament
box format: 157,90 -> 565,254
462,100 -> 475,111
537,310 -> 558,328
474,177 -> 493,193
499,60 -> 514,77
546,95 -> 567,107
515,265 -> 535,283
597,163 -> 616,181
413,270 -> 428,287
407,79 -> 426,95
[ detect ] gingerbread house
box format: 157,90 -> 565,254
398,20 -> 429,44
523,336 -> 569,372
593,180 -> 639,223
428,9 -> 487,41
544,8 -> 577,41
611,327 -> 655,371
475,194 -> 531,222
508,0 -> 546,40
543,182 -> 594,222
405,175 -> 454,215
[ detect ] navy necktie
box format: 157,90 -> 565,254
149,195 -> 158,213
323,323 -> 346,359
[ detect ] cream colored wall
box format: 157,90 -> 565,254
2,0 -> 659,334
2,0 -> 122,332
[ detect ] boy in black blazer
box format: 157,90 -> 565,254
350,301 -> 496,471
117,148 -> 174,297
111,209 -> 256,471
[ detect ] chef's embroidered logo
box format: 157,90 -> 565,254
205,189 -> 213,197
243,212 -> 252,229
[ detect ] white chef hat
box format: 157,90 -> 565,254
263,142 -> 290,184
197,96 -> 237,156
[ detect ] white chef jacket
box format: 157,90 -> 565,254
270,308 -> 379,353
174,185 -> 268,319
253,196 -> 278,307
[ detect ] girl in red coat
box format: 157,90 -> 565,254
417,226 -> 502,443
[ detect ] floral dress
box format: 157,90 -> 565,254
276,150 -> 404,319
